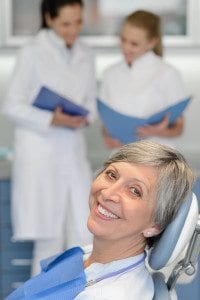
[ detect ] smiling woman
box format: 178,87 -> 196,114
6,141 -> 195,300
87,162 -> 159,250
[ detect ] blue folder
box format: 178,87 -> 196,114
33,86 -> 89,116
97,97 -> 191,144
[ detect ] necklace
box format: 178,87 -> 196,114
86,252 -> 146,287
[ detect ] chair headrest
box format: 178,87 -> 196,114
148,193 -> 198,270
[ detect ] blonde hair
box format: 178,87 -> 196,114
125,10 -> 163,57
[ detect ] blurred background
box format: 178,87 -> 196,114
0,0 -> 200,298
0,0 -> 200,169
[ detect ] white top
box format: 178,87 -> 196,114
100,51 -> 188,146
75,245 -> 154,300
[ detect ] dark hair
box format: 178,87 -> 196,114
41,0 -> 84,28
125,10 -> 163,57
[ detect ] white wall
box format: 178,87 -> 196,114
0,51 -> 16,147
0,48 -> 200,171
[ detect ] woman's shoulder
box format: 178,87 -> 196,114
15,40 -> 36,63
160,61 -> 183,84
154,54 -> 182,78
23,29 -> 61,53
16,30 -> 46,57
144,53 -> 182,85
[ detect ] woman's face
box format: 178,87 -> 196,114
45,4 -> 83,47
88,162 -> 159,244
120,23 -> 157,65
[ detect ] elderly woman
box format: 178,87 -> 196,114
7,141 -> 194,300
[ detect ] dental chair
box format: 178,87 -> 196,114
147,193 -> 200,300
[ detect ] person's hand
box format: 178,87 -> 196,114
51,106 -> 88,129
102,127 -> 123,148
137,115 -> 170,138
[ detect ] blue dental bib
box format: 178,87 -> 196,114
6,247 -> 86,300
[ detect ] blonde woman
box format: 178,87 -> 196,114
100,10 -> 189,148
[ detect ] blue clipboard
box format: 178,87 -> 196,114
33,86 -> 89,116
97,97 -> 191,144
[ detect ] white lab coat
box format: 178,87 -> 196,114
3,30 -> 97,245
100,51 -> 188,147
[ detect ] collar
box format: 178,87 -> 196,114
85,251 -> 145,279
48,29 -> 66,48
86,252 -> 146,287
128,51 -> 157,71
47,29 -> 79,54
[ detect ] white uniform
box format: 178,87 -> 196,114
100,51 -> 188,147
3,30 -> 97,247
76,246 -> 154,300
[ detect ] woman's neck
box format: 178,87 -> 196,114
126,50 -> 153,68
84,236 -> 146,268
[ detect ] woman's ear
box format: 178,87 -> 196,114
142,224 -> 161,238
45,13 -> 52,28
148,37 -> 158,51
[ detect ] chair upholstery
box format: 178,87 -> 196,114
147,193 -> 199,299
149,193 -> 198,269
152,273 -> 171,300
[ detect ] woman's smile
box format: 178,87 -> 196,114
95,203 -> 120,220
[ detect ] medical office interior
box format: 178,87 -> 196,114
0,0 -> 200,299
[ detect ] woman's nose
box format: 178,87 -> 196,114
122,41 -> 131,52
70,25 -> 80,35
101,183 -> 122,203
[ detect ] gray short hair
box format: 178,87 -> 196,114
100,140 -> 195,231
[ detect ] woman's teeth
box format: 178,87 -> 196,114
98,204 -> 119,219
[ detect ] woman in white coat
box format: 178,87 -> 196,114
100,10 -> 189,149
3,0 -> 96,275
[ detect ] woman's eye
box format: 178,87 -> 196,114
131,43 -> 138,48
105,170 -> 116,180
130,187 -> 141,197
